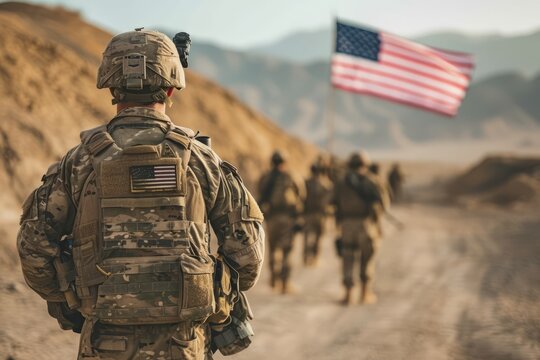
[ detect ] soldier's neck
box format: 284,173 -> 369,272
116,102 -> 166,114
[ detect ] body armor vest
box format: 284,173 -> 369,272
72,125 -> 215,325
337,172 -> 372,219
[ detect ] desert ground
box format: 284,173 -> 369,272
1,159 -> 538,360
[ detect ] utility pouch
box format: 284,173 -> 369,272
207,257 -> 236,325
47,301 -> 85,333
179,253 -> 216,321
211,292 -> 254,356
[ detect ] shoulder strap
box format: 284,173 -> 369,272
165,127 -> 193,170
80,125 -> 116,156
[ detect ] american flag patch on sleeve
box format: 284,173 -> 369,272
130,164 -> 178,192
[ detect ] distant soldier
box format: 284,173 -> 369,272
17,29 -> 264,359
303,163 -> 333,266
388,163 -> 405,201
334,152 -> 384,305
259,151 -> 303,294
369,162 -> 392,237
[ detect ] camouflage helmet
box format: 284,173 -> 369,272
271,151 -> 285,166
97,28 -> 185,104
348,151 -> 370,169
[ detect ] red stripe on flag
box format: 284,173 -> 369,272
332,82 -> 458,117
332,73 -> 459,107
332,60 -> 466,98
378,58 -> 468,88
382,33 -> 474,65
332,56 -> 468,92
382,49 -> 472,75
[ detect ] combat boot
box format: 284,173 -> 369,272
360,282 -> 377,304
341,287 -> 353,306
281,280 -> 297,295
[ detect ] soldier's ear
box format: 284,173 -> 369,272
166,88 -> 174,97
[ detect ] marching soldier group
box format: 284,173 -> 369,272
258,151 -> 404,305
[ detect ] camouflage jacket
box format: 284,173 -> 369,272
304,174 -> 333,215
257,168 -> 304,217
333,168 -> 384,221
17,107 -> 265,302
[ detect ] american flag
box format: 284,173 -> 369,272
130,164 -> 178,192
331,20 -> 474,116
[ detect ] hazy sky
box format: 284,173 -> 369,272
21,0 -> 540,48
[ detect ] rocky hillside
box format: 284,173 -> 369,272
0,2 -> 317,211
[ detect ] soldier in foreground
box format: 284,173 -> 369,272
258,151 -> 303,294
17,29 -> 264,359
334,152 -> 384,305
302,163 -> 333,266
388,163 -> 405,201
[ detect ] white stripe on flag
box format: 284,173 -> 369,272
332,78 -> 458,116
332,55 -> 466,98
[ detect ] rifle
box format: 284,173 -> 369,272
384,212 -> 405,230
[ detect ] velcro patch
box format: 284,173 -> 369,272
130,164 -> 178,192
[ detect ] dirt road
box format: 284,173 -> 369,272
227,180 -> 540,360
1,167 -> 539,360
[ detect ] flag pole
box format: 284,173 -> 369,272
325,83 -> 336,154
325,16 -> 337,155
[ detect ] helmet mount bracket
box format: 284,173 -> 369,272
122,53 -> 147,90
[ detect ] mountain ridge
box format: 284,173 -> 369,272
245,26 -> 540,81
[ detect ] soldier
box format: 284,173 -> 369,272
302,163 -> 333,266
388,163 -> 405,201
334,152 -> 384,305
17,29 -> 264,359
258,151 -> 303,294
368,162 -> 392,238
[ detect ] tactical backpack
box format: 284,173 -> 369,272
71,125 -> 216,325
304,176 -> 332,214
336,172 -> 380,220
261,171 -> 300,214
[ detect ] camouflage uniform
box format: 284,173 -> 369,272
302,166 -> 333,266
368,163 -> 392,238
334,153 -> 384,305
388,163 -> 404,201
258,153 -> 303,294
17,29 -> 264,360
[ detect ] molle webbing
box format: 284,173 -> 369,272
104,219 -> 191,232
73,125 -> 215,324
95,306 -> 180,321
101,196 -> 185,208
98,281 -> 179,296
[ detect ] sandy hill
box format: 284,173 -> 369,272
0,2 -> 317,212
447,155 -> 540,206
